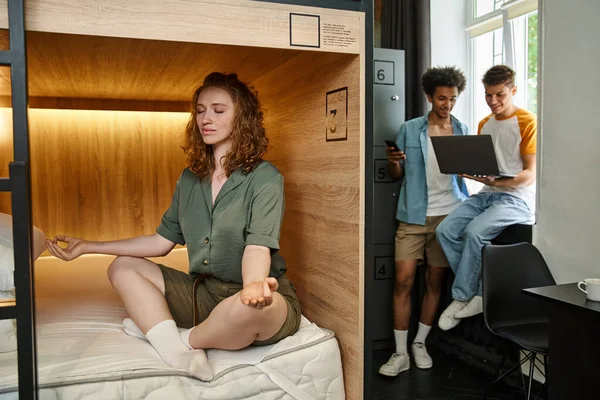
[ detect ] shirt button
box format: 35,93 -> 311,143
202,259 -> 208,266
204,237 -> 209,244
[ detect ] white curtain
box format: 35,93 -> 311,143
503,10 -> 528,108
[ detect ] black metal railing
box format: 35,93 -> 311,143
0,0 -> 37,398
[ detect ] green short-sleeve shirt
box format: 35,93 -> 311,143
156,161 -> 287,283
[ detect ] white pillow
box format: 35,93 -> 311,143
0,213 -> 45,353
0,319 -> 16,353
0,213 -> 46,289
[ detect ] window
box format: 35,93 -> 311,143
474,0 -> 505,19
472,27 -> 504,127
468,0 -> 538,127
466,0 -> 538,194
526,11 -> 538,114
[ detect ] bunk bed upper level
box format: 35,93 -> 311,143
0,0 -> 363,105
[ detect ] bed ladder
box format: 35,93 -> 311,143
0,0 -> 38,399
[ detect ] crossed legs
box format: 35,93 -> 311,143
107,256 -> 289,379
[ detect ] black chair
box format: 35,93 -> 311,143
435,224 -> 532,353
482,243 -> 555,400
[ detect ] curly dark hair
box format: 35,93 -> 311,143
421,66 -> 467,97
482,65 -> 516,87
182,72 -> 268,180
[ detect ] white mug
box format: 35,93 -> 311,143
578,278 -> 600,302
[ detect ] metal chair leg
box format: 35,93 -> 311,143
496,350 -> 531,384
543,355 -> 549,398
527,352 -> 536,400
483,354 -> 508,400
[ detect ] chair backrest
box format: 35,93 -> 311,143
482,243 -> 556,332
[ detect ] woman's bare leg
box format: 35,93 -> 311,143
107,256 -> 212,380
188,291 -> 288,350
107,256 -> 170,333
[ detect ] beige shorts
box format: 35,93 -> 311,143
158,265 -> 302,346
394,215 -> 450,267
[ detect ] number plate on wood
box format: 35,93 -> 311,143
326,87 -> 348,142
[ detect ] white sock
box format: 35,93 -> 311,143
145,320 -> 193,370
145,320 -> 213,381
393,329 -> 408,354
180,327 -> 194,350
123,318 -> 187,340
182,328 -> 213,382
414,322 -> 432,344
123,318 -> 146,340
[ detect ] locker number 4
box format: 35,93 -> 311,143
375,257 -> 395,280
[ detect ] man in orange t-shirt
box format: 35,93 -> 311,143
435,65 -> 537,330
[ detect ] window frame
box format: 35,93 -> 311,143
465,0 -> 539,198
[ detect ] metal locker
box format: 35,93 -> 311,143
373,48 -> 405,146
370,48 -> 405,344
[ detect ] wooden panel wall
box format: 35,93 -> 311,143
0,0 -> 361,55
0,29 -> 301,102
0,108 -> 188,241
256,52 -> 363,399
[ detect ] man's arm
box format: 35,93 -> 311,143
387,150 -> 405,180
387,124 -> 407,181
465,153 -> 536,188
508,153 -> 536,188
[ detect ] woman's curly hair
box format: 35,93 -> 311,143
182,72 -> 268,180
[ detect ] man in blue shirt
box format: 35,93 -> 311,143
379,66 -> 469,377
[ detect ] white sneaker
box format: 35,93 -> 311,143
455,296 -> 483,319
378,352 -> 410,377
438,300 -> 468,331
411,342 -> 433,369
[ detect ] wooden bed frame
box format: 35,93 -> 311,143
0,1 -> 369,398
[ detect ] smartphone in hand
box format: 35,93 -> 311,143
385,140 -> 400,151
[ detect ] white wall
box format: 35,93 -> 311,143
534,0 -> 600,283
430,0 -> 469,124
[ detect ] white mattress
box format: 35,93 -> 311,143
0,252 -> 345,399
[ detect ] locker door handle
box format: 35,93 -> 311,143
391,95 -> 399,101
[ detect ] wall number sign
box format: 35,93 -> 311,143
374,60 -> 395,85
374,159 -> 394,183
326,87 -> 348,142
375,256 -> 395,280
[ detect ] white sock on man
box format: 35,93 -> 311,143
145,320 -> 213,381
413,322 -> 432,344
394,329 -> 408,354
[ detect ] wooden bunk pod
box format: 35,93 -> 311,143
0,0 -> 367,398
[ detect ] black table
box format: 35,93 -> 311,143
523,282 -> 600,400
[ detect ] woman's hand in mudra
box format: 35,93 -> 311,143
45,236 -> 87,261
240,277 -> 279,310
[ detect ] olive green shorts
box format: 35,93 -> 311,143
158,265 -> 302,346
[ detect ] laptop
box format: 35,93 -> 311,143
430,134 -> 517,178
